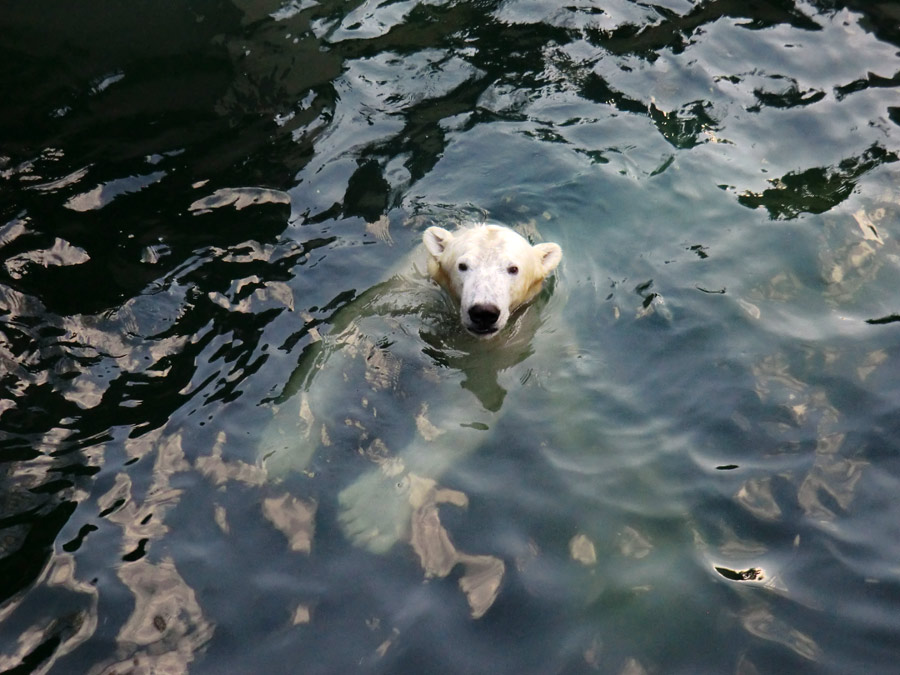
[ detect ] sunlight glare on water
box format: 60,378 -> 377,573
2,1 -> 900,673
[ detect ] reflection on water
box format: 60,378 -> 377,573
3,0 -> 900,673
99,557 -> 214,675
738,145 -> 897,221
406,474 -> 504,619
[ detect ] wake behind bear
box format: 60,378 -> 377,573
259,223 -> 563,560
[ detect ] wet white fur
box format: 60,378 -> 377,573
423,224 -> 562,337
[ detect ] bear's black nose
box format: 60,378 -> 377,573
468,303 -> 500,330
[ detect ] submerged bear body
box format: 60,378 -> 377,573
259,223 -> 563,565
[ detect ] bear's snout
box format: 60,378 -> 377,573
467,303 -> 501,334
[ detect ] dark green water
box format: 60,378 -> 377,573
3,1 -> 900,673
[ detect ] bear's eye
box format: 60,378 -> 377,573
458,262 -> 468,272
507,265 -> 519,275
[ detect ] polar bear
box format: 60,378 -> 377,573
422,224 -> 563,337
260,223 -> 563,560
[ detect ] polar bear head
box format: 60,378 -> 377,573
423,224 -> 563,338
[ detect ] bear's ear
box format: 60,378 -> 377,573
423,226 -> 454,257
533,242 -> 562,275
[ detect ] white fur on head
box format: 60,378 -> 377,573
423,224 -> 562,338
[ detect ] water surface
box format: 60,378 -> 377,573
2,1 -> 900,673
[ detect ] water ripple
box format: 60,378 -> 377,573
2,1 -> 900,673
